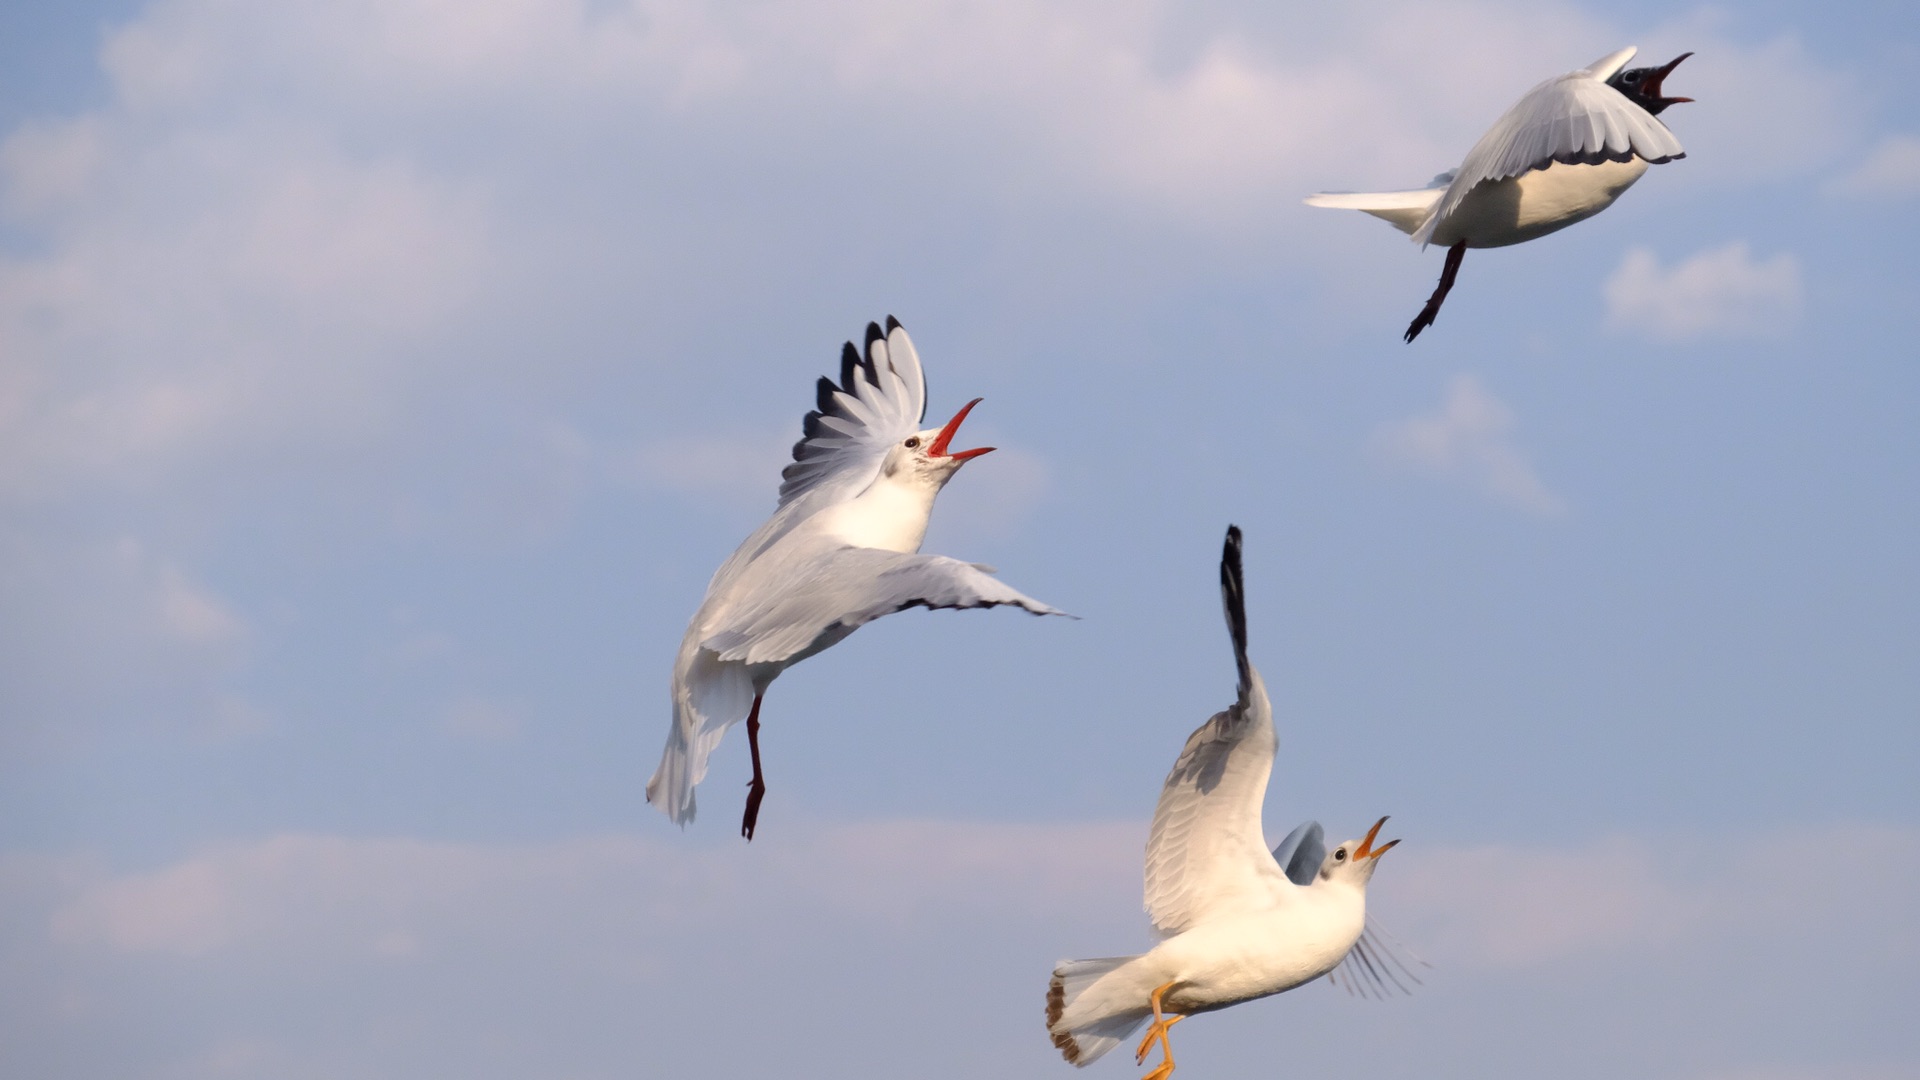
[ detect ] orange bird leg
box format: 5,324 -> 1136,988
1134,981 -> 1185,1080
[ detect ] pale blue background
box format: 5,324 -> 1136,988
3,1 -> 1916,1077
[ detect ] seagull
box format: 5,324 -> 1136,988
646,317 -> 1066,840
1047,526 -> 1403,1080
1306,46 -> 1692,342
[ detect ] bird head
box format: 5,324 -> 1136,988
1608,52 -> 1694,115
1317,816 -> 1400,887
881,397 -> 995,487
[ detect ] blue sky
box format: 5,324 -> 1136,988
2,1 -> 1916,1077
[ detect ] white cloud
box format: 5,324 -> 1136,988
1372,375 -> 1565,516
1604,242 -> 1803,341
1829,134 -> 1920,198
13,822 -> 1917,1078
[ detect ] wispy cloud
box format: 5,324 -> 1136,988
1372,375 -> 1564,516
1828,134 -> 1920,198
14,822 -> 1917,1076
1604,243 -> 1803,341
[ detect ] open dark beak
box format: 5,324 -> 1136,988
927,398 -> 994,461
1352,816 -> 1401,861
1645,52 -> 1694,105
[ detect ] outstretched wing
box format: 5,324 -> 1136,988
776,317 -> 928,510
1415,46 -> 1685,246
1325,916 -> 1430,999
1142,526 -> 1293,936
699,545 -> 1066,667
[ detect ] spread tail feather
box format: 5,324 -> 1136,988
1046,955 -> 1149,1067
646,647 -> 757,825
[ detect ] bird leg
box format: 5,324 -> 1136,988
739,694 -> 767,841
1134,981 -> 1184,1080
1404,239 -> 1467,343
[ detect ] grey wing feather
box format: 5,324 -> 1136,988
701,546 -> 1065,667
1270,820 -> 1326,887
776,318 -> 927,511
1415,50 -> 1685,246
1142,526 -> 1292,935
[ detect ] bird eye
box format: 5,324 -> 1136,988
904,436 -> 920,449
1334,848 -> 1347,861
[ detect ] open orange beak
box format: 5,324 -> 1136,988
1645,52 -> 1694,104
927,398 -> 995,461
1352,816 -> 1400,861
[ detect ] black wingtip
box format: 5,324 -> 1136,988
885,314 -> 903,334
1220,525 -> 1250,684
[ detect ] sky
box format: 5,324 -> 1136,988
2,0 -> 1917,1077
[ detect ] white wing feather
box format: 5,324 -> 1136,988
776,319 -> 927,510
1142,527 -> 1293,936
1414,47 -> 1686,246
701,543 -> 1065,667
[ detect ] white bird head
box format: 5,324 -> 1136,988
1317,816 -> 1400,887
879,397 -> 995,488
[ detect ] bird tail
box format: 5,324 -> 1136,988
646,645 -> 756,825
1046,955 -> 1150,1067
1304,183 -> 1446,238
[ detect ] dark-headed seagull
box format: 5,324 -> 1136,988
1307,47 -> 1692,342
1047,527 -> 1408,1080
647,317 -> 1067,840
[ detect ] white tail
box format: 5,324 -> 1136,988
1046,955 -> 1150,1067
1304,183 -> 1447,238
646,646 -> 756,824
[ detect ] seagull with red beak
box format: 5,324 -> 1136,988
1048,527 -> 1406,1080
647,317 -> 1066,840
1307,46 -> 1693,342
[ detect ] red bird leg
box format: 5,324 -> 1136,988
740,694 -> 767,841
1404,240 -> 1467,343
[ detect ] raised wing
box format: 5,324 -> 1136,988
699,545 -> 1065,667
1415,46 -> 1685,245
776,317 -> 928,510
1142,526 -> 1292,936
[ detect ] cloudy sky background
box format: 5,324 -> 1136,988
3,0 -> 1917,1077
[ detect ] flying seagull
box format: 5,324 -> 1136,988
1307,46 -> 1692,342
1046,526 -> 1405,1080
647,317 -> 1066,839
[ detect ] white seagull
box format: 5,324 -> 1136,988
647,317 -> 1066,839
1047,526 -> 1405,1080
1307,46 -> 1692,342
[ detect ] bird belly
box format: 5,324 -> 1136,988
1436,157 -> 1649,249
1151,909 -> 1362,1014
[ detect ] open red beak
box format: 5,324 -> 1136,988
1352,816 -> 1400,861
927,398 -> 994,461
1645,52 -> 1694,104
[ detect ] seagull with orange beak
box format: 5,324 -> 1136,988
1047,527 -> 1404,1080
647,317 -> 1066,840
1307,46 -> 1693,342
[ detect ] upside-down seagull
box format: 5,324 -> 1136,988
647,317 -> 1067,840
1307,46 -> 1692,342
1046,526 -> 1407,1080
